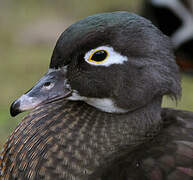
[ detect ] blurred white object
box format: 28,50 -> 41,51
143,0 -> 193,72
151,0 -> 193,48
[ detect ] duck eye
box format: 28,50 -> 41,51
89,50 -> 108,62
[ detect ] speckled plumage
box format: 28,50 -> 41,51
1,100 -> 193,180
0,98 -> 161,179
0,12 -> 193,180
102,109 -> 193,180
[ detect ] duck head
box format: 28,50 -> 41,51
10,12 -> 181,117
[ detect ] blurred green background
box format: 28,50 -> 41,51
0,0 -> 193,148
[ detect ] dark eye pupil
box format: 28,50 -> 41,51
91,50 -> 107,62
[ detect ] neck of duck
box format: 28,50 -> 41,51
43,97 -> 162,179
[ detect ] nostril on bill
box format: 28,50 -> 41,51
42,82 -> 54,90
43,82 -> 51,87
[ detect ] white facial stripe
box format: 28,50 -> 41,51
84,46 -> 128,67
67,90 -> 128,113
66,90 -> 85,101
86,98 -> 128,113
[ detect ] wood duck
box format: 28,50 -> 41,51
0,12 -> 193,180
143,0 -> 193,72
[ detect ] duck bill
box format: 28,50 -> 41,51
10,68 -> 72,117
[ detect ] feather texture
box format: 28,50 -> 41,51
0,100 -> 193,180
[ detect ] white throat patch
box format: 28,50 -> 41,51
48,62 -> 128,113
67,90 -> 128,113
84,46 -> 128,67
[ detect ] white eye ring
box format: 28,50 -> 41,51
84,46 -> 128,67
